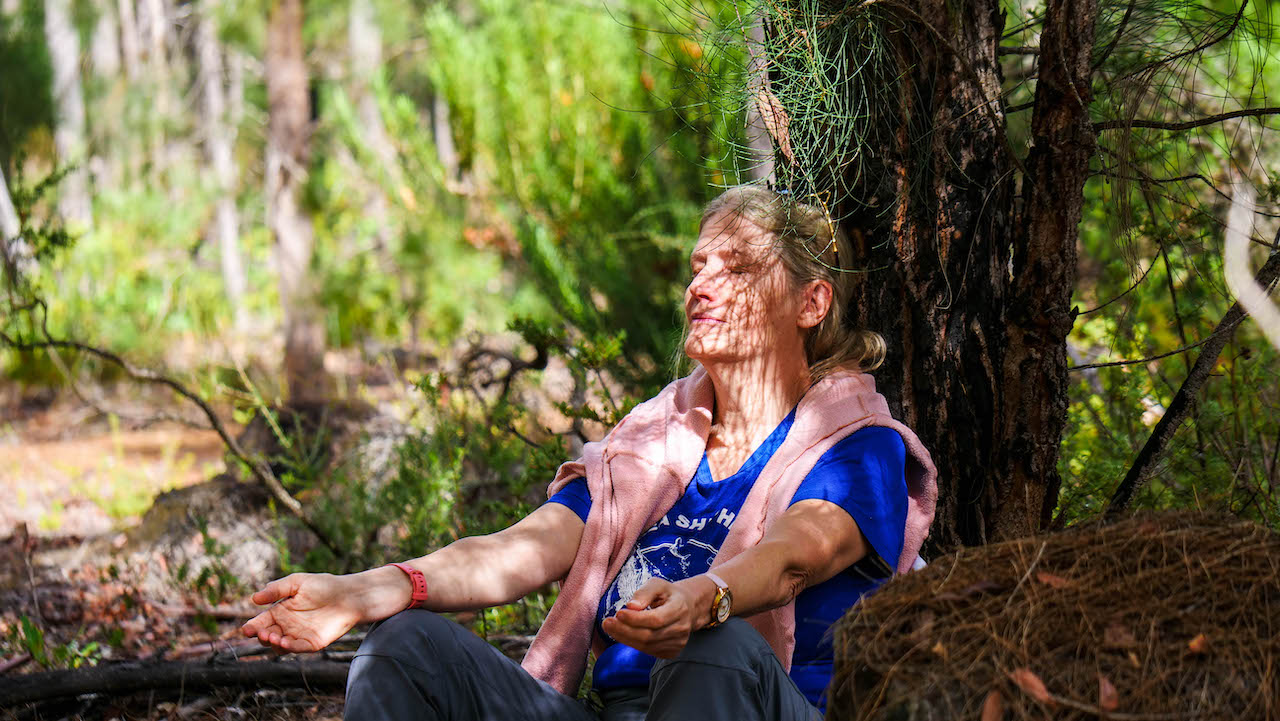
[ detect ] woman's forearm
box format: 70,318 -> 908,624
412,531 -> 572,610
349,503 -> 585,622
677,499 -> 868,630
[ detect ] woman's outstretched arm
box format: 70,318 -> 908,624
241,502 -> 585,653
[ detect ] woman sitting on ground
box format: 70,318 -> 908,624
242,186 -> 937,721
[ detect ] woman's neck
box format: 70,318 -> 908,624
703,355 -> 811,446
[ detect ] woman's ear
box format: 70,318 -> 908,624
798,280 -> 833,329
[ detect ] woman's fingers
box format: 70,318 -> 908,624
605,579 -> 698,657
251,574 -> 303,606
241,609 -> 278,638
624,577 -> 671,611
614,601 -> 680,628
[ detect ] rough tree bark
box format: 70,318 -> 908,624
195,3 -> 249,330
810,0 -> 1098,547
43,0 -> 94,228
266,0 -> 328,403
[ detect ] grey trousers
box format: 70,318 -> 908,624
344,610 -> 821,721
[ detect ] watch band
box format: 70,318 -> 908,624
386,562 -> 430,610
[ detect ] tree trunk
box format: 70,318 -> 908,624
809,0 -> 1096,547
743,10 -> 774,185
0,659 -> 349,706
195,3 -> 248,330
348,0 -> 399,228
1004,0 -> 1097,537
0,168 -> 32,287
43,0 -> 94,228
117,0 -> 140,81
266,0 -> 328,403
89,0 -> 120,78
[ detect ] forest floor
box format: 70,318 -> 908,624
0,387 -> 346,720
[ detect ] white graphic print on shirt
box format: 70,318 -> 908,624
599,507 -> 738,622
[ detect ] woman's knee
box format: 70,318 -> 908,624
357,609 -> 460,667
672,618 -> 769,664
651,617 -> 774,684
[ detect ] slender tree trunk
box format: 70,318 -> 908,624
137,0 -> 175,178
90,0 -> 121,78
743,10 -> 774,185
227,48 -> 245,130
195,4 -> 248,330
44,0 -> 94,228
117,0 -> 140,81
0,168 -> 31,288
433,92 -> 469,192
266,0 -> 328,403
812,0 -> 1096,547
348,0 -> 396,170
348,0 -> 399,227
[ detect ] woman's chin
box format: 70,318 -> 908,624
685,346 -> 737,366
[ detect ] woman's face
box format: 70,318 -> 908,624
683,211 -> 808,366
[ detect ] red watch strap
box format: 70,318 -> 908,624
386,562 -> 429,610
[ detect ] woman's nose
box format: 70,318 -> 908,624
687,264 -> 720,302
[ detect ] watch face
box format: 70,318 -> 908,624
715,592 -> 732,624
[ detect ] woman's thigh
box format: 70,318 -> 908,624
344,610 -> 598,721
647,618 -> 820,721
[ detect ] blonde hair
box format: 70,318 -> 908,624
695,185 -> 886,381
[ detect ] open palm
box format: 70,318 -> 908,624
241,573 -> 363,653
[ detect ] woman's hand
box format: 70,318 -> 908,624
600,576 -> 715,658
241,572 -> 386,653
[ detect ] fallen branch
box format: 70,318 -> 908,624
162,632 -> 366,663
0,658 -> 349,707
0,654 -> 32,675
151,603 -> 260,622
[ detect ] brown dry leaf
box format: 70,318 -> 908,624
1127,651 -> 1141,668
755,89 -> 794,164
1098,674 -> 1119,711
1034,571 -> 1071,589
1008,668 -> 1055,707
981,689 -> 1004,721
1188,633 -> 1210,654
1103,622 -> 1137,648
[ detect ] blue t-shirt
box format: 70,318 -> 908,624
546,415 -> 908,711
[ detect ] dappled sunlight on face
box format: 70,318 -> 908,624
683,212 -> 804,368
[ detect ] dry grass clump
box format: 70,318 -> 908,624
829,512 -> 1280,720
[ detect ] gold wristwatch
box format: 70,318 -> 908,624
706,572 -> 732,627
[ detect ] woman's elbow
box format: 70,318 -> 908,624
777,564 -> 813,606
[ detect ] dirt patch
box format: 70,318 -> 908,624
0,394 -> 228,538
